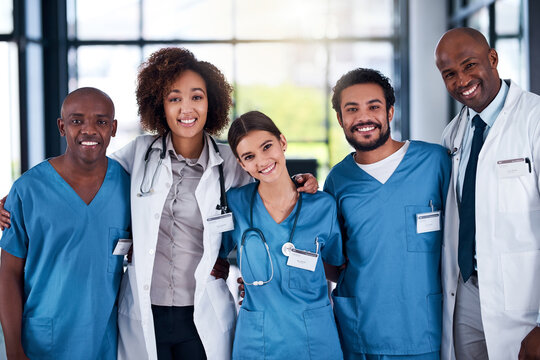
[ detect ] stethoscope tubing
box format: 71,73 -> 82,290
239,183 -> 302,286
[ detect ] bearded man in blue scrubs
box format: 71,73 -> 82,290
0,87 -> 131,359
324,68 -> 451,360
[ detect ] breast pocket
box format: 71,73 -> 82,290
288,258 -> 325,293
498,174 -> 540,213
405,205 -> 442,252
108,228 -> 131,274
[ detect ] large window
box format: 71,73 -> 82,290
0,0 -> 20,194
67,0 -> 406,178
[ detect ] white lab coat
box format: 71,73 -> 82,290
111,132 -> 251,360
440,80 -> 540,360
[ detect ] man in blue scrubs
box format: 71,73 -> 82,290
324,68 -> 451,360
0,88 -> 130,359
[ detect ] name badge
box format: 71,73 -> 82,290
497,158 -> 530,178
416,211 -> 441,234
287,248 -> 319,272
207,212 -> 234,233
113,238 -> 132,255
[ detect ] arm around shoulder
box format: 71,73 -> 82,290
110,136 -> 146,175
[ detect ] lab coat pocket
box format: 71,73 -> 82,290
303,304 -> 343,360
22,317 -> 53,359
118,265 -> 141,320
405,206 -> 442,252
232,308 -> 265,359
206,278 -> 236,333
331,293 -> 359,352
501,250 -> 540,311
498,175 -> 540,213
426,293 -> 442,351
108,228 -> 130,273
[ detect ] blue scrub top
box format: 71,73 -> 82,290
0,159 -> 131,360
221,182 -> 345,360
324,141 -> 451,356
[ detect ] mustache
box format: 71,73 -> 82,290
350,121 -> 381,132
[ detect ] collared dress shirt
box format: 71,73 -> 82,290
151,137 -> 209,306
456,80 -> 509,201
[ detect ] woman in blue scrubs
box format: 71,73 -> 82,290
221,111 -> 345,360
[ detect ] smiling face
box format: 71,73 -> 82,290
338,83 -> 393,152
235,130 -> 288,183
58,89 -> 117,165
163,69 -> 208,144
435,29 -> 501,113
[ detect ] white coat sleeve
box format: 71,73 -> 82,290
110,138 -> 139,175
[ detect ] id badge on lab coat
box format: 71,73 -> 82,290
497,158 -> 530,178
287,248 -> 319,271
113,238 -> 132,255
207,212 -> 234,233
416,211 -> 441,234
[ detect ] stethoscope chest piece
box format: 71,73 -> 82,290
281,242 -> 295,256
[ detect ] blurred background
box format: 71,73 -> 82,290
0,0 -> 539,356
0,0 -> 537,189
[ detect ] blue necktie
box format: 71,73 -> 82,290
458,115 -> 487,282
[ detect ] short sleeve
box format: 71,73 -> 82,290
320,199 -> 344,266
0,187 -> 29,259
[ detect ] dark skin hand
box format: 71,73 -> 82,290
0,251 -> 30,360
0,196 -> 9,231
237,277 -> 245,305
210,257 -> 230,281
293,174 -> 318,194
519,327 -> 540,360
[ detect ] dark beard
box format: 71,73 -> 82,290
345,117 -> 391,152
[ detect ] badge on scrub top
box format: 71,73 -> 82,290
113,238 -> 133,255
416,211 -> 441,234
207,212 -> 234,233
497,158 -> 531,178
287,248 -> 319,272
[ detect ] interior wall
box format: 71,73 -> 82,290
409,0 -> 449,143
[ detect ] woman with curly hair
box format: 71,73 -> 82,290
110,47 -> 316,360
110,47 -> 250,360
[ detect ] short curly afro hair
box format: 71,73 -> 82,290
331,68 -> 395,118
136,47 -> 233,136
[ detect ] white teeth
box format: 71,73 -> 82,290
462,84 -> 478,96
260,163 -> 276,174
81,141 -> 98,146
180,118 -> 196,124
359,126 -> 375,132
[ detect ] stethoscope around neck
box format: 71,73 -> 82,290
239,183 -> 303,286
137,132 -> 229,214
